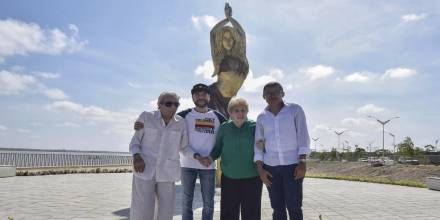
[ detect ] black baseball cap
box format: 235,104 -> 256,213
191,83 -> 210,95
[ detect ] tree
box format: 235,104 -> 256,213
375,149 -> 391,157
330,148 -> 338,161
424,144 -> 435,153
353,147 -> 366,160
397,136 -> 415,157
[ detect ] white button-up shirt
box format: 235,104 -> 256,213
254,103 -> 311,166
129,110 -> 194,182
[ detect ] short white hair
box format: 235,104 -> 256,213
157,91 -> 180,105
227,96 -> 249,114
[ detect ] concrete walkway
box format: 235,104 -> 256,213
0,173 -> 439,220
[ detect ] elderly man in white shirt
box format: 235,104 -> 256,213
129,92 -> 195,220
254,82 -> 310,220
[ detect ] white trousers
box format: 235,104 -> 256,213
130,176 -> 176,220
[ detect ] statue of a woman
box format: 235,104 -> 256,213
208,3 -> 249,117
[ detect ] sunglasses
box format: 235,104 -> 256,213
162,101 -> 180,108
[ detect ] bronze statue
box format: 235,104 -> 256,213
208,3 -> 249,117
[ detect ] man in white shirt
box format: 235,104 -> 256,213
254,82 -> 311,220
129,92 -> 196,220
134,84 -> 226,220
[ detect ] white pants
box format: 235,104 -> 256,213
130,176 -> 176,220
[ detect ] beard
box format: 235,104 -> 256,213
195,99 -> 208,108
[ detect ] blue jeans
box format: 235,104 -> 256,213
181,167 -> 215,220
264,164 -> 303,220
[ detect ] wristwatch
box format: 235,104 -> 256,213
193,153 -> 201,159
299,158 -> 307,164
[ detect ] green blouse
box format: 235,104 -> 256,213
210,120 -> 259,179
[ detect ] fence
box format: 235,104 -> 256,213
0,148 -> 132,168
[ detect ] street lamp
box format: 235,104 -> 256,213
344,140 -> 351,152
312,137 -> 320,152
331,130 -> 347,152
368,115 -> 400,158
387,132 -> 396,154
435,139 -> 439,152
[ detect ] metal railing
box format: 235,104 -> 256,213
0,148 -> 132,168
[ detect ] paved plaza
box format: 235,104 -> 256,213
0,173 -> 439,220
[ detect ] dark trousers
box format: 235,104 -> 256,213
220,175 -> 263,220
264,164 -> 304,220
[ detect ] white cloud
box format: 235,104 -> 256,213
194,60 -> 215,82
41,88 -> 69,100
312,124 -> 330,132
341,117 -> 363,126
35,72 -> 60,79
191,15 -> 219,30
343,72 -> 370,83
0,19 -> 87,61
341,117 -> 376,127
63,122 -> 80,128
401,13 -> 427,23
46,101 -> 117,122
356,104 -> 385,114
0,70 -> 37,95
303,65 -> 335,80
242,68 -> 285,92
30,122 -> 44,127
1,70 -> 70,100
46,100 -> 138,142
178,97 -> 194,111
128,82 -> 142,88
149,100 -> 157,110
381,68 -> 417,79
0,124 -> 7,131
17,128 -> 30,133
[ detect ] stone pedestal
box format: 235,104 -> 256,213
0,165 -> 16,178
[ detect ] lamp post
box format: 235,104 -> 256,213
367,141 -> 374,161
312,137 -> 319,152
344,140 -> 351,152
333,130 -> 347,153
331,130 -> 347,161
435,139 -> 439,152
368,115 -> 399,158
387,132 -> 396,154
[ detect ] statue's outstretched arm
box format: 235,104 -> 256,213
228,17 -> 246,39
210,18 -> 229,76
210,18 -> 229,41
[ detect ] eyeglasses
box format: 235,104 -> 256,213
162,101 -> 180,108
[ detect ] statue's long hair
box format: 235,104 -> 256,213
212,26 -> 248,77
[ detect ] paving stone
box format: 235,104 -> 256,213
1,173 -> 439,219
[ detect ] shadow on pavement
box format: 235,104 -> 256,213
113,183 -> 204,218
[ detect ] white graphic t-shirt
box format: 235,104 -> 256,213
180,109 -> 222,169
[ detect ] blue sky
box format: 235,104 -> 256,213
0,0 -> 439,152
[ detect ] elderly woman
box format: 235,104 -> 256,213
206,96 -> 262,220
